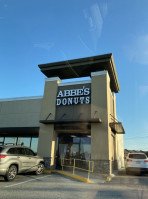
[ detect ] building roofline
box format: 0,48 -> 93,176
38,53 -> 120,93
0,96 -> 43,102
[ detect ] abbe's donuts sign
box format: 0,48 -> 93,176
56,86 -> 91,106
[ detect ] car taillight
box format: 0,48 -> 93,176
0,155 -> 6,158
127,158 -> 132,162
144,160 -> 148,162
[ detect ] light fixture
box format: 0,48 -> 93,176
87,135 -> 91,138
71,135 -> 76,138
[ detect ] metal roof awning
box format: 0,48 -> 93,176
0,127 -> 39,137
110,122 -> 125,134
40,118 -> 102,124
38,53 -> 120,93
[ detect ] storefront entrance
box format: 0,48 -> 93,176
56,133 -> 91,168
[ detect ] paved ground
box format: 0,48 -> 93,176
1,172 -> 148,199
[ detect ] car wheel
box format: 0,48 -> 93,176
35,163 -> 45,175
4,165 -> 17,181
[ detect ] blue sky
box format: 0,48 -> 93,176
0,0 -> 148,150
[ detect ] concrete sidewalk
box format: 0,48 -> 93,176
45,167 -> 127,184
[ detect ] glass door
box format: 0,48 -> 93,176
56,134 -> 91,169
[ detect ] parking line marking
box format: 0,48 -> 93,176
4,175 -> 50,188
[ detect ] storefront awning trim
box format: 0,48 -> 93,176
39,118 -> 102,124
110,122 -> 125,134
0,127 -> 39,136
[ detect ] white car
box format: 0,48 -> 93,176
0,145 -> 45,181
126,153 -> 148,174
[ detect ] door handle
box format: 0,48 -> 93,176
17,156 -> 20,158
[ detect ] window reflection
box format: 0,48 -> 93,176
57,135 -> 91,161
0,137 -> 4,144
80,137 -> 91,160
31,137 -> 38,152
17,137 -> 31,147
4,137 -> 17,145
0,136 -> 38,152
73,137 -> 80,143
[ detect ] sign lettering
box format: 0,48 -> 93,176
56,86 -> 91,106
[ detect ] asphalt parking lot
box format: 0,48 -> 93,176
0,173 -> 96,199
1,172 -> 148,199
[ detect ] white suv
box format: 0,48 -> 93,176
126,153 -> 148,174
0,145 -> 45,181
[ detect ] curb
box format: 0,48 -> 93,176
105,176 -> 112,182
44,170 -> 90,183
44,170 -> 52,174
105,173 -> 116,182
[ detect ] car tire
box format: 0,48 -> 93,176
35,163 -> 45,175
4,165 -> 17,181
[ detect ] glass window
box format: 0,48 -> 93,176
73,137 -> 80,143
56,137 -> 59,151
31,137 -> 38,152
59,144 -> 68,158
72,144 -> 79,158
57,135 -> 91,160
16,148 -> 26,155
25,148 -> 35,156
81,137 -> 91,144
129,154 -> 146,159
80,137 -> 91,160
0,137 -> 4,145
17,137 -> 31,147
4,137 -> 17,145
7,148 -> 17,155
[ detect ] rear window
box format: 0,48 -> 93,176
0,147 -> 4,153
129,154 -> 147,159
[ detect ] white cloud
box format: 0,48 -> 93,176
126,34 -> 148,65
83,9 -> 88,19
88,17 -> 94,29
139,85 -> 148,97
90,3 -> 103,37
83,2 -> 108,51
101,2 -> 108,18
33,42 -> 54,52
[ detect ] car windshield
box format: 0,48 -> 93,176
129,154 -> 146,159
